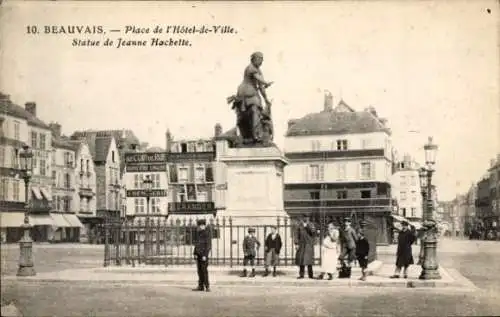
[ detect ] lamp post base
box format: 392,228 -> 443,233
17,224 -> 36,277
418,222 -> 441,280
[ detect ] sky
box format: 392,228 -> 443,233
1,0 -> 499,201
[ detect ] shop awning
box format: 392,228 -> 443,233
50,213 -> 72,228
31,187 -> 43,200
63,214 -> 84,228
0,212 -> 25,228
39,187 -> 52,201
409,221 -> 422,230
30,214 -> 55,226
391,215 -> 408,223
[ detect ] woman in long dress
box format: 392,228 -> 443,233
317,223 -> 341,280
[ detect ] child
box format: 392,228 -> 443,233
355,230 -> 370,281
241,227 -> 261,277
263,225 -> 282,277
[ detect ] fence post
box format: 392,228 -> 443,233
163,217 -> 168,267
170,218 -> 176,265
229,217 -> 233,268
115,220 -> 121,266
137,218 -> 142,265
215,217 -> 220,265
283,217 -> 288,266
103,221 -> 110,267
156,218 -> 161,258
222,217 -> 226,265
125,219 -> 130,265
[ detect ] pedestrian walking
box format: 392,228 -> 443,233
193,219 -> 212,292
390,221 -> 416,279
316,223 -> 340,280
263,225 -> 282,277
295,215 -> 316,279
355,230 -> 370,281
241,227 -> 261,277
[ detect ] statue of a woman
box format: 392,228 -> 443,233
228,52 -> 273,144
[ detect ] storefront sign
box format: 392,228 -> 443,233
125,152 -> 167,164
167,152 -> 215,162
126,189 -> 167,197
168,202 -> 215,214
126,164 -> 166,172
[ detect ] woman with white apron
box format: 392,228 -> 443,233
316,223 -> 340,280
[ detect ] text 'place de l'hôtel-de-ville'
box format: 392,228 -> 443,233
2,90 -> 440,245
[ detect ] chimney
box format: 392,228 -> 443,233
214,123 -> 222,137
165,129 -> 172,151
379,118 -> 387,126
323,90 -> 333,112
25,102 -> 36,116
49,122 -> 62,137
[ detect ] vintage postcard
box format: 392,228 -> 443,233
0,1 -> 499,316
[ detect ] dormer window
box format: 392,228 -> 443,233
196,142 -> 205,152
180,143 -> 187,153
112,151 -> 115,163
336,139 -> 348,151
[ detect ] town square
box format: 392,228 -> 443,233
1,1 -> 499,316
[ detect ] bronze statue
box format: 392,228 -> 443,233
227,52 -> 274,146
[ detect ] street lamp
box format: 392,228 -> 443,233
143,174 -> 153,257
17,145 -> 36,276
419,137 -> 441,280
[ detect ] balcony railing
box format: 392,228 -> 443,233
284,198 -> 392,209
79,187 -> 95,198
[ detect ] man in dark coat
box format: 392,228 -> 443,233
340,217 -> 358,267
390,221 -> 416,279
193,219 -> 212,291
295,215 -> 316,279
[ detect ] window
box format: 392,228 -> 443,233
64,152 -> 73,167
52,171 -> 57,186
178,166 -> 189,183
188,143 -> 195,152
180,143 -> 187,153
206,143 -> 214,152
40,134 -> 46,150
336,139 -> 348,151
134,198 -> 145,213
169,164 -> 178,183
411,176 -> 417,186
80,159 -> 84,173
64,197 -> 71,212
134,174 -> 142,189
152,173 -> 161,188
196,142 -> 205,152
360,162 -> 372,179
0,178 -> 8,200
361,190 -> 371,199
311,140 -> 321,151
401,208 -> 407,217
40,159 -> 47,176
310,191 -> 320,200
65,173 -> 71,189
111,151 -> 115,163
13,180 -> 20,201
13,121 -> 20,140
400,176 -> 407,186
411,208 -> 417,218
309,164 -> 324,181
86,160 -> 90,173
31,131 -> 38,148
337,163 -> 346,180
151,198 -> 161,213
11,148 -> 18,169
195,165 -> 205,182
187,184 -> 196,201
361,139 -> 371,149
205,164 -> 214,182
177,185 -> 186,202
0,147 -> 4,166
411,191 -> 417,202
337,190 -> 347,199
400,191 -> 407,201
197,191 -> 208,202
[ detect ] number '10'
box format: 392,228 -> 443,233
26,26 -> 38,34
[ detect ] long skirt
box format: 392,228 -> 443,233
320,247 -> 338,273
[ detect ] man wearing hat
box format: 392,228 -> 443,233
339,217 -> 358,270
241,227 -> 261,277
193,219 -> 211,291
390,220 -> 416,279
294,215 -> 316,279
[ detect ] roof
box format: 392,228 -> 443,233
286,101 -> 390,137
0,93 -> 50,129
52,136 -> 79,151
146,147 -> 165,152
94,137 -> 113,163
71,129 -> 140,148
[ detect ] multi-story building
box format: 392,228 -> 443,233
124,151 -> 168,219
487,154 -> 500,230
476,174 -> 491,228
1,94 -> 53,242
391,154 -> 422,223
283,92 -> 394,244
165,130 -> 216,219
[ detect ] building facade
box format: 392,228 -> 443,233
487,154 -> 500,231
124,151 -> 168,219
1,94 -> 54,242
283,93 -> 394,244
391,155 -> 423,223
165,131 -> 216,219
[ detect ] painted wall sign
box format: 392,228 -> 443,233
125,152 -> 167,164
167,152 -> 215,162
126,164 -> 166,172
126,189 -> 167,197
168,202 -> 215,214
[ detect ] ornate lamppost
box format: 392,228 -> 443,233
17,145 -> 36,277
143,174 -> 153,257
418,137 -> 441,280
417,166 -> 428,265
